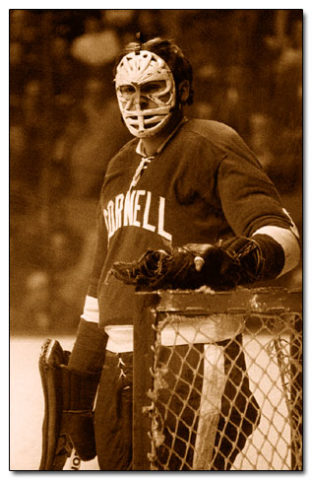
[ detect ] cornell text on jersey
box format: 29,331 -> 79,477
103,190 -> 172,242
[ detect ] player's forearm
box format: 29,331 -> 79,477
221,225 -> 300,285
252,226 -> 300,277
68,317 -> 107,374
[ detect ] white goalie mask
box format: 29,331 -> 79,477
114,50 -> 176,138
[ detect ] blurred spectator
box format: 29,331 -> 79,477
256,13 -> 303,194
14,80 -> 45,188
249,113 -> 275,170
22,79 -> 42,129
215,65 -> 249,134
265,13 -> 302,128
10,41 -> 25,98
21,271 -> 51,331
102,9 -> 135,28
47,227 -> 83,273
249,111 -> 301,194
65,76 -> 130,197
50,36 -> 85,103
10,125 -> 27,181
70,14 -> 121,67
136,10 -> 165,38
193,101 -> 214,120
10,10 -> 28,41
100,9 -> 136,45
13,267 -> 81,334
10,219 -> 85,333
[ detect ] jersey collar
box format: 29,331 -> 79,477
135,116 -> 188,158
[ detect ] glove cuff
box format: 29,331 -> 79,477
223,234 -> 285,282
252,233 -> 285,280
68,319 -> 108,375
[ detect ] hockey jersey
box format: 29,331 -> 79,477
87,118 -> 294,327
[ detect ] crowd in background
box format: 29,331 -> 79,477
10,9 -> 303,334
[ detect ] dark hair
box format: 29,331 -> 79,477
114,37 -> 194,105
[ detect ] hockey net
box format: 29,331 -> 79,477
139,288 -> 302,471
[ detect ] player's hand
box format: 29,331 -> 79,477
183,243 -> 242,289
183,243 -> 217,271
111,244 -> 242,291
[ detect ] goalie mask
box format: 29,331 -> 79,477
114,50 -> 176,138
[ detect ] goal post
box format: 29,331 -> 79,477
132,287 -> 302,471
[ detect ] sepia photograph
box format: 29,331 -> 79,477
9,9 -> 303,472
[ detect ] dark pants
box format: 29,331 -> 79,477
94,335 -> 260,470
94,351 -> 133,470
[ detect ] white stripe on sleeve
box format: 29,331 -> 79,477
81,295 -> 100,323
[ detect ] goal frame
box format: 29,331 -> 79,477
132,287 -> 302,471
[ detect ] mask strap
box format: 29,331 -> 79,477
134,32 -> 143,54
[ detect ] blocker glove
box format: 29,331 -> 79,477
111,234 -> 284,291
63,319 -> 108,461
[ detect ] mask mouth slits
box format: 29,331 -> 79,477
115,50 -> 176,138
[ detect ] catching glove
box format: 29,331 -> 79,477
111,234 -> 284,291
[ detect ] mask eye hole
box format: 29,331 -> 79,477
140,80 -> 166,95
119,85 -> 136,99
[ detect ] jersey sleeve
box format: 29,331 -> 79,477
81,202 -> 108,324
87,202 -> 108,298
216,137 -> 293,237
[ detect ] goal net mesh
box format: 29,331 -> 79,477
143,296 -> 302,471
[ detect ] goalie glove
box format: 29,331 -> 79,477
111,245 -> 240,290
111,234 -> 285,291
63,319 -> 108,461
221,233 -> 285,283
